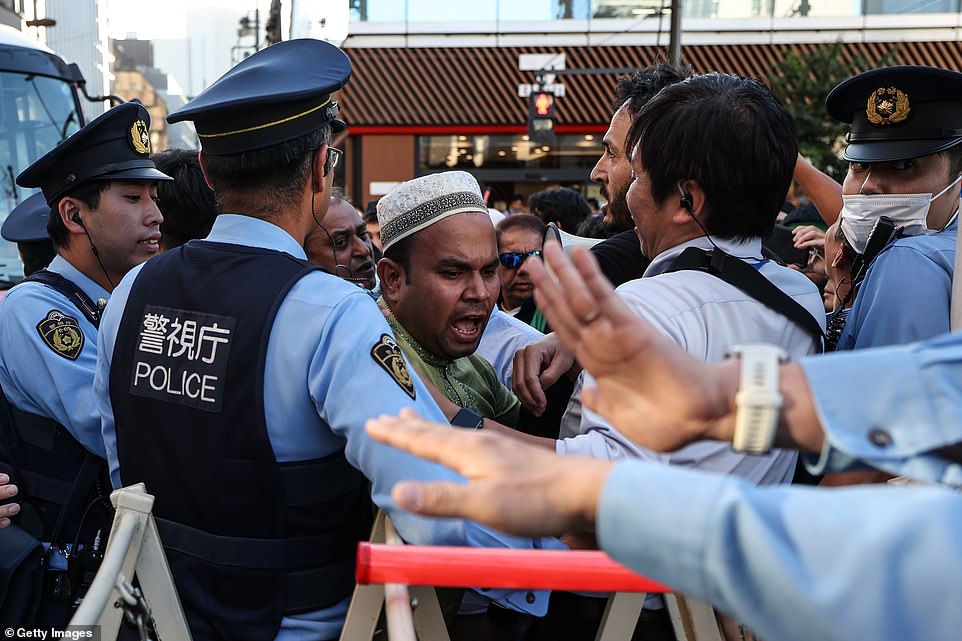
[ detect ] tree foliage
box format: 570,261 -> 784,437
766,41 -> 900,181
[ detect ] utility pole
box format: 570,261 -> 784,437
669,0 -> 682,65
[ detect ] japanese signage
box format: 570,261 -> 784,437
130,305 -> 236,412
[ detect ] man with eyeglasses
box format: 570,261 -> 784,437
495,214 -> 547,331
94,42 -> 559,641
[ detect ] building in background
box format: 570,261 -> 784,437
0,0 -> 19,28
112,38 -> 197,151
23,0 -> 110,121
335,0 -> 962,209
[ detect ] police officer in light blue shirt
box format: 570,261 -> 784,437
826,66 -> 962,349
93,39 -> 557,641
0,101 -> 170,625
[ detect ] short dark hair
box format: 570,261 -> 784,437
528,187 -> 591,233
495,213 -> 545,244
47,181 -> 111,248
201,124 -> 331,214
152,148 -> 217,248
626,73 -> 797,241
364,199 -> 379,223
612,61 -> 693,117
577,213 -> 607,239
19,239 -> 56,276
944,143 -> 962,177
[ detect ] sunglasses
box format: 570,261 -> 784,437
499,250 -> 542,269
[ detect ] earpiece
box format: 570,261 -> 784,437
71,213 -> 83,225
676,181 -> 693,213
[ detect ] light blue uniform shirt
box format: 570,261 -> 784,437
599,461 -> 962,641
837,219 -> 956,350
801,331 -> 962,485
95,215 -> 557,640
0,254 -> 108,457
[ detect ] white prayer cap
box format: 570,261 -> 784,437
377,171 -> 488,252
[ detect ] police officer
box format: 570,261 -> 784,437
827,66 -> 962,349
0,101 -> 170,625
95,39 -> 557,641
0,192 -> 57,277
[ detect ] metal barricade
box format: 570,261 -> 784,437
346,513 -> 725,641
69,483 -> 192,641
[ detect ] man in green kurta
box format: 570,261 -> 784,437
376,171 -> 521,427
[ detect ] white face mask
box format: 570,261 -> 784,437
839,174 -> 962,254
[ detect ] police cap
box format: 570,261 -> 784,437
826,66 -> 962,163
1,192 -> 49,242
167,39 -> 351,156
17,101 -> 171,206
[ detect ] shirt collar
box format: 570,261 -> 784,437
47,254 -> 110,303
205,214 -> 307,259
644,235 -> 764,278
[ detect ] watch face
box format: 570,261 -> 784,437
452,408 -> 483,429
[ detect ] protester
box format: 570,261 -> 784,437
305,192 -> 377,290
365,240 -> 962,641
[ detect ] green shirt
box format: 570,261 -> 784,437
382,301 -> 521,426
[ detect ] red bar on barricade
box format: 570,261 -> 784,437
356,543 -> 672,593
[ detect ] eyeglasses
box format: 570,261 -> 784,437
498,250 -> 542,269
326,147 -> 343,171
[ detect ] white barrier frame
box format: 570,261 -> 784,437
69,483 -> 192,641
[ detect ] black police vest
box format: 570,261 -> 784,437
0,270 -> 110,546
109,241 -> 372,641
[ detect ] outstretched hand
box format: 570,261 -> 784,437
525,244 -> 739,452
366,409 -> 611,537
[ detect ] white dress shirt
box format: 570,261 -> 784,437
558,235 -> 825,486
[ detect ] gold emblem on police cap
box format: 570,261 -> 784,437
866,86 -> 911,126
130,120 -> 151,154
371,334 -> 416,399
36,310 -> 84,360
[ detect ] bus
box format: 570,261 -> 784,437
0,25 -> 88,285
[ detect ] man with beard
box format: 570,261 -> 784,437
377,171 -> 522,428
305,192 -> 377,290
589,63 -> 691,287
513,72 -> 825,641
495,214 -> 546,330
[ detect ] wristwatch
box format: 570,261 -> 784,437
728,344 -> 788,455
451,407 -> 484,431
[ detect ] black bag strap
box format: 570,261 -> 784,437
23,270 -> 102,328
46,454 -> 104,549
666,247 -> 824,347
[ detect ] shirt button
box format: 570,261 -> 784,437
868,428 -> 893,448
525,592 -> 535,604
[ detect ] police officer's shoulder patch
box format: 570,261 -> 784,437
371,333 -> 415,399
36,310 -> 84,360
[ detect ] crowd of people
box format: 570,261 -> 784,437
0,34 -> 959,641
